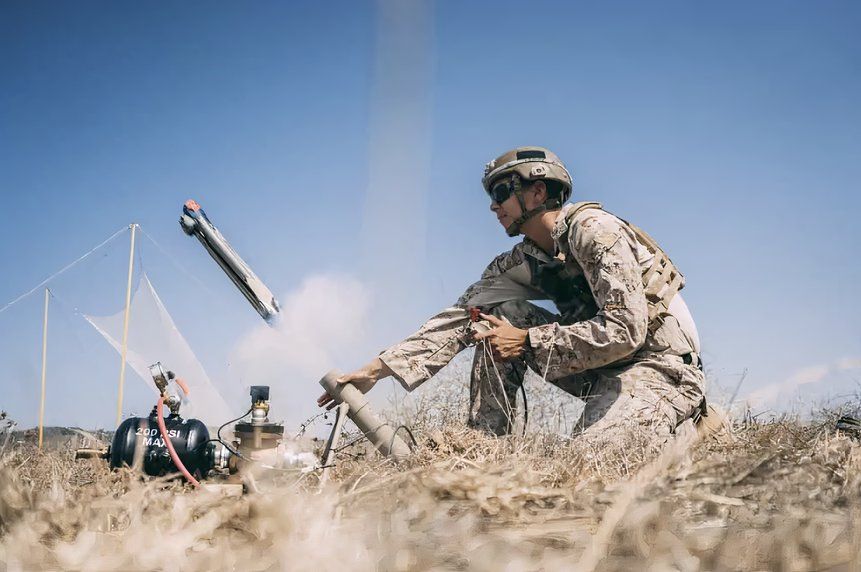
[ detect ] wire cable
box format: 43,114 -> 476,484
332,433 -> 366,453
0,225 -> 129,315
518,376 -> 528,437
479,338 -> 518,433
389,424 -> 418,454
213,406 -> 254,461
137,226 -> 222,300
294,410 -> 329,438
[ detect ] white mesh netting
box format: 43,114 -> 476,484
84,274 -> 234,426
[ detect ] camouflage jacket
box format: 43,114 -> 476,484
378,203 -> 700,391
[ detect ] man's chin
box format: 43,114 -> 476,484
498,220 -> 518,236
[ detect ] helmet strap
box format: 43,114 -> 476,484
505,203 -> 547,236
503,174 -> 553,237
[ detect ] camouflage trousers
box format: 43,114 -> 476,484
469,300 -> 706,447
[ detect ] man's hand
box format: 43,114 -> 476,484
316,357 -> 393,410
473,313 -> 529,360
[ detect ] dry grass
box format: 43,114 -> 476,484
3,386 -> 861,571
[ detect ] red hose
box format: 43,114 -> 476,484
174,377 -> 190,395
156,394 -> 200,488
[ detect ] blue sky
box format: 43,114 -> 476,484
1,1 -> 860,428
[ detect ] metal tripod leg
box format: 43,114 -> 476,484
319,402 -> 350,487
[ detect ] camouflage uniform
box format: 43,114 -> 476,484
378,203 -> 705,444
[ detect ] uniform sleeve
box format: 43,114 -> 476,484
526,211 -> 648,378
379,243 -> 543,391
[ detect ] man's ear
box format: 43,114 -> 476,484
531,180 -> 548,204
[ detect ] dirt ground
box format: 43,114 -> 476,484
2,394 -> 861,571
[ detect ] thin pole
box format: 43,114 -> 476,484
115,224 -> 137,426
38,288 -> 50,450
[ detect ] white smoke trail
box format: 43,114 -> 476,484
233,1 -> 436,428
228,274 -> 373,426
361,0 -> 434,336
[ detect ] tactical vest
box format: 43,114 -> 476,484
564,202 -> 685,333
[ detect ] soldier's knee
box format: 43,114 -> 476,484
488,299 -> 529,316
486,300 -> 556,329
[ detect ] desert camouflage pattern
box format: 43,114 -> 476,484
482,146 -> 573,199
378,203 -> 705,439
467,299 -> 705,440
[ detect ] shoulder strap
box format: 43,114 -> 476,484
620,219 -> 685,332
567,201 -> 603,220
565,201 -> 685,334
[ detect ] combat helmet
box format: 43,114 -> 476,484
482,146 -> 573,236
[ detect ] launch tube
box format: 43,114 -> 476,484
319,370 -> 411,460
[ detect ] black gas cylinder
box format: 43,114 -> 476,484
109,409 -> 213,477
